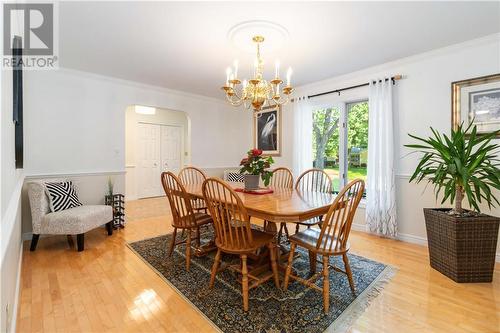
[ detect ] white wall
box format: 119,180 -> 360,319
20,68 -> 253,233
24,68 -> 252,175
285,33 -> 500,252
1,65 -> 24,333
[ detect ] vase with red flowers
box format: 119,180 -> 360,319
239,149 -> 274,190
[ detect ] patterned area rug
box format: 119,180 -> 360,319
128,228 -> 395,333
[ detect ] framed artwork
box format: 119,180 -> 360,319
452,73 -> 500,137
253,105 -> 281,156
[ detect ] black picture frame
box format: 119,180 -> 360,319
13,36 -> 23,168
253,106 -> 281,156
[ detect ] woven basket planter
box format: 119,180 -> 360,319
424,208 -> 499,283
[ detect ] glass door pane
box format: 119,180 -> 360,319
312,107 -> 341,191
347,101 -> 368,196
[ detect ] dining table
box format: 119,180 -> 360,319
183,181 -> 337,226
183,181 -> 338,272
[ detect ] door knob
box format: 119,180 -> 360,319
153,163 -> 157,167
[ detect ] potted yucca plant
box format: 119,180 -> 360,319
405,123 -> 500,282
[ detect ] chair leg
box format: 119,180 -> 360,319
77,234 -> 84,252
106,222 -> 113,235
343,253 -> 356,293
268,243 -> 280,289
186,230 -> 192,271
283,243 -> 296,289
241,255 -> 249,312
295,224 -> 300,233
66,235 -> 74,248
277,223 -> 284,244
168,228 -> 177,257
196,227 -> 201,248
209,248 -> 221,288
30,234 -> 40,251
283,224 -> 289,240
322,255 -> 330,313
308,250 -> 317,274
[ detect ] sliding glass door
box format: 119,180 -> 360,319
312,100 -> 368,195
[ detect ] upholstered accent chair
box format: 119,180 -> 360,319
28,179 -> 114,252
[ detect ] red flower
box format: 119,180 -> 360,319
251,148 -> 263,157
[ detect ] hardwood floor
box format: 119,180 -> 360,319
17,197 -> 500,333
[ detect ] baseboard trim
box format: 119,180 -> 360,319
351,223 -> 499,262
396,232 -> 428,246
9,242 -> 23,333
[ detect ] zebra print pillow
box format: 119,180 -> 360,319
225,172 -> 245,182
44,181 -> 83,212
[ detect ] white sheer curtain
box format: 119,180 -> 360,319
292,97 -> 313,177
366,79 -> 397,237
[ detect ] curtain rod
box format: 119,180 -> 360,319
294,74 -> 403,101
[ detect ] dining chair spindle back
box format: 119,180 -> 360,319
178,166 -> 208,213
283,179 -> 365,313
293,169 -> 333,232
202,178 -> 280,311
161,172 -> 212,270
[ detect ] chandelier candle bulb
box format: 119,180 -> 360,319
286,67 -> 292,86
226,67 -> 231,85
275,60 -> 280,79
233,60 -> 239,79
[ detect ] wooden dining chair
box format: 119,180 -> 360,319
202,178 -> 280,312
161,171 -> 213,271
294,168 -> 333,232
270,167 -> 294,189
283,179 -> 365,313
178,166 -> 208,213
269,167 -> 294,243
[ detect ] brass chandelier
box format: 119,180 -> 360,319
221,36 -> 293,111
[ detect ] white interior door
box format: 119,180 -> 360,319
137,123 -> 162,198
161,125 -> 182,174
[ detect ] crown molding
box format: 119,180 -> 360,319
53,67 -> 228,106
297,32 -> 500,95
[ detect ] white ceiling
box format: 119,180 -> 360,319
59,1 -> 500,98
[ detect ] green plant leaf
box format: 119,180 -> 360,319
405,123 -> 499,213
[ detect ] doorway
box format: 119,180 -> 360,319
136,123 -> 183,198
125,105 -> 190,200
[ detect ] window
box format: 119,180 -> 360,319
312,100 -> 368,196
